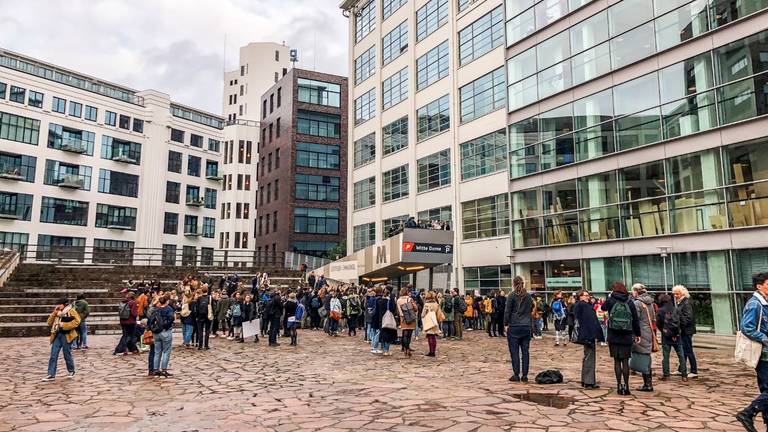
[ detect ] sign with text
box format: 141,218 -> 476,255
329,261 -> 358,280
546,277 -> 582,288
402,242 -> 452,254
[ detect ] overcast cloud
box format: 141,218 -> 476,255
0,0 -> 349,114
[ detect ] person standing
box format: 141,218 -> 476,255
673,285 -> 698,378
532,296 -> 543,339
735,272 -> 768,432
631,283 -> 656,392
346,290 -> 362,337
266,289 -> 284,347
195,287 -> 213,350
601,282 -> 641,396
656,293 -> 687,381
150,295 -> 175,377
377,289 -> 397,356
440,292 -> 454,339
551,292 -> 567,346
369,286 -> 384,354
421,291 -> 442,357
397,287 -> 418,358
596,298 -> 608,346
42,298 -> 81,381
574,289 -> 604,388
329,291 -> 342,337
484,293 -> 496,337
285,292 -> 300,346
504,276 -> 533,383
72,294 -> 90,350
114,291 -> 139,355
453,289 -> 465,340
495,290 -> 507,337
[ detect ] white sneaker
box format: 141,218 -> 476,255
41,375 -> 55,382
672,371 -> 682,376
66,371 -> 76,379
374,349 -> 383,354
688,373 -> 698,378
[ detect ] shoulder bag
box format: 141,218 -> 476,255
736,307 -> 764,368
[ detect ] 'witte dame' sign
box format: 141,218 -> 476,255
330,261 -> 358,280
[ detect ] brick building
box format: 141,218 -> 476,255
255,69 -> 348,261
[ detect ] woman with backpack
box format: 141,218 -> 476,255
656,293 -> 687,381
440,291 -> 454,339
421,291 -> 443,357
346,291 -> 362,337
631,283 -> 657,392
285,292 -> 300,346
574,289 -> 604,389
229,292 -> 244,342
150,295 -> 175,377
601,282 -> 641,396
551,292 -> 567,346
397,287 -> 418,358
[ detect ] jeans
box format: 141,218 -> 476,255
114,324 -> 137,354
182,323 -> 194,345
680,334 -> 698,374
196,320 -> 211,349
148,343 -> 155,373
48,333 -> 75,377
442,321 -> 454,338
582,343 -> 596,385
329,318 -> 339,334
507,332 -> 531,379
370,328 -> 381,351
662,342 -> 687,377
748,360 -> 768,424
153,329 -> 173,371
534,319 -> 543,337
75,321 -> 87,348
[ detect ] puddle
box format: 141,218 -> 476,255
513,392 -> 575,409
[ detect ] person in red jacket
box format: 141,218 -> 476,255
113,290 -> 139,355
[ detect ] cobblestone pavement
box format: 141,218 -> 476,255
0,329 -> 758,432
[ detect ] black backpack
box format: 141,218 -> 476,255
149,309 -> 167,334
118,302 -> 131,320
457,297 -> 467,314
443,298 -> 453,313
196,296 -> 210,318
662,307 -> 681,338
535,370 -> 564,385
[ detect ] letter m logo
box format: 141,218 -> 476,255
376,245 -> 387,264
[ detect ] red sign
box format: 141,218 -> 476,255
402,242 -> 414,252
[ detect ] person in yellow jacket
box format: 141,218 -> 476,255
43,297 -> 81,382
464,294 -> 475,330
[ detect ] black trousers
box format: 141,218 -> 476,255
114,324 -> 137,354
496,316 -> 505,336
348,314 -> 358,335
196,319 -> 211,348
268,316 -> 281,344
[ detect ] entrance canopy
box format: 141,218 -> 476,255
315,228 -> 454,282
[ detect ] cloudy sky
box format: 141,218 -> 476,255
0,0 -> 349,114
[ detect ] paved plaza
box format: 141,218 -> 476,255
0,330 -> 758,432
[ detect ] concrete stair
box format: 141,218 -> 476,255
0,263 -> 304,337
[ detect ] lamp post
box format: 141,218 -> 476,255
657,246 -> 671,294
507,254 -> 515,292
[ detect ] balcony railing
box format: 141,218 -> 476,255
186,197 -> 205,207
183,226 -> 202,236
111,152 -> 137,164
205,170 -> 222,180
60,138 -> 88,154
56,174 -> 85,189
105,218 -> 134,230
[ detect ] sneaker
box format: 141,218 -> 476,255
66,371 -> 76,379
672,371 -> 682,376
82,346 -> 89,350
688,373 -> 698,379
41,375 -> 55,382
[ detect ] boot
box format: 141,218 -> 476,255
637,373 -> 653,392
735,409 -> 758,432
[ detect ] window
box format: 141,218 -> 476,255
382,215 -> 408,238
182,245 -> 197,265
355,0 -> 376,43
417,149 -> 451,192
418,205 -> 452,224
354,177 -> 376,210
355,88 -> 376,125
0,111 -> 41,145
202,217 -> 216,238
100,135 -> 141,164
383,68 -> 408,110
98,169 -> 139,197
52,97 -> 66,113
416,0 -> 449,42
187,155 -> 201,177
204,188 -> 217,209
0,191 -> 33,221
0,82 -> 5,99
296,174 -> 341,201
0,152 -> 36,182
294,208 -> 339,234
170,128 -> 185,143
460,129 -> 507,180
382,116 -> 408,155
40,197 -> 88,226
416,41 -> 449,90
462,193 -> 510,240
69,102 -> 82,118
190,134 -> 203,148
165,181 -> 180,204
417,95 -> 450,141
184,215 -> 199,235
205,160 -> 219,179
27,91 -> 43,108
354,133 -> 376,167
92,239 -> 134,264
460,67 -> 506,123
162,244 -> 177,265
296,143 -> 340,170
292,241 -> 338,257
43,160 -> 92,190
354,46 -> 376,85
353,222 -> 376,251
383,164 -> 409,201
9,86 -> 25,103
48,124 -> 96,156
459,6 -> 505,66
277,88 -> 282,107
297,78 -> 342,107
464,266 -> 512,294
103,111 -> 116,126
458,0 -> 470,13
167,151 -> 182,173
0,231 -> 28,254
383,21 -> 409,65
383,0 -> 407,19
297,110 -> 341,138
132,118 -> 144,133
208,138 -> 220,152
95,204 -> 137,230
116,114 -> 130,129
84,106 -> 97,121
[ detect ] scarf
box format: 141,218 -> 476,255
51,305 -> 72,334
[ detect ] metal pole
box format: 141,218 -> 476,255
662,254 -> 668,294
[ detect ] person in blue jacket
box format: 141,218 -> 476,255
736,272 -> 768,432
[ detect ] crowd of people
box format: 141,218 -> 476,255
41,269 -> 768,432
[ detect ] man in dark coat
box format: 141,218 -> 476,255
495,291 -> 507,337
574,290 -> 605,388
265,290 -> 283,347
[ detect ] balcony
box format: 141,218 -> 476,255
183,227 -> 202,237
106,220 -> 133,230
111,152 -> 137,164
56,175 -> 85,189
186,197 -> 205,207
205,171 -> 223,181
0,166 -> 24,181
60,138 -> 88,154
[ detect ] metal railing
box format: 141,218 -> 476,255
9,245 -> 293,269
284,251 -> 331,271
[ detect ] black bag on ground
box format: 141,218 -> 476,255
535,370 -> 564,385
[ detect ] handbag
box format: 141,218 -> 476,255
570,322 -> 581,344
423,310 -> 438,331
207,295 -> 214,321
735,308 -> 764,368
318,306 -> 327,318
330,310 -> 341,321
642,303 -> 660,353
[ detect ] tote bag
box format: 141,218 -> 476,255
422,310 -> 438,332
735,309 -> 763,368
382,299 -> 397,330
